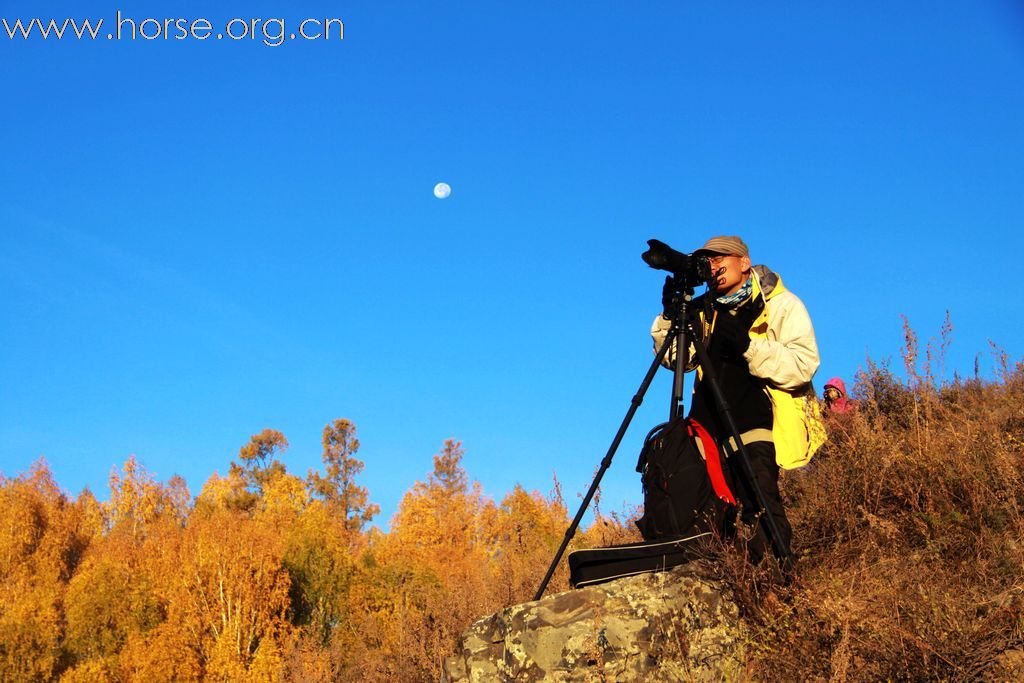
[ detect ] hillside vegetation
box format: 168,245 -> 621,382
1,330 -> 1021,681
740,333 -> 1024,680
0,421 -> 622,681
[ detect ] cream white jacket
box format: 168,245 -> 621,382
650,266 -> 820,392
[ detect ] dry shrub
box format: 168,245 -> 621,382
731,334 -> 1024,681
580,506 -> 644,549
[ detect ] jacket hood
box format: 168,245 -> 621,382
751,265 -> 784,300
825,377 -> 847,396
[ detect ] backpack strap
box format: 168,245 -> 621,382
688,419 -> 737,505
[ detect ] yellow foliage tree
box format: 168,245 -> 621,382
233,429 -> 289,507
0,460 -> 91,682
308,419 -> 379,535
359,440 -> 495,678
106,456 -> 189,536
163,506 -> 294,680
0,426 -> 640,682
484,483 -> 571,604
63,537 -> 162,666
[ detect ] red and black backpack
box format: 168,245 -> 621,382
634,417 -> 737,540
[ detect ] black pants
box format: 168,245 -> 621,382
728,441 -> 792,565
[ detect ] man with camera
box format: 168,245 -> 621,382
650,235 -> 821,565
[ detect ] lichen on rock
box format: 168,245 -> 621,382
443,561 -> 745,682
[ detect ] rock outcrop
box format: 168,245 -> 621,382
443,561 -> 745,682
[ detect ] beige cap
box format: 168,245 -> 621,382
694,235 -> 749,258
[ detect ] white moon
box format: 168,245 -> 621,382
433,182 -> 451,199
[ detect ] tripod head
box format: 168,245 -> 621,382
661,274 -> 708,325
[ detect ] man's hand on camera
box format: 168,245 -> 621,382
661,276 -> 675,319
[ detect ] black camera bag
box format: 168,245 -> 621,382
634,418 -> 736,541
568,532 -> 711,588
564,419 -> 738,590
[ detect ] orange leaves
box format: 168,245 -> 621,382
389,439 -> 483,567
238,429 -> 290,470
64,549 -> 161,662
107,455 -> 190,536
0,459 -> 89,681
429,439 -> 468,496
362,442 -> 577,675
0,423 -> 612,680
258,472 -> 312,524
234,428 -> 290,503
309,419 -> 379,534
170,507 -> 294,679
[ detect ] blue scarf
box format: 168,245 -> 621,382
715,276 -> 752,307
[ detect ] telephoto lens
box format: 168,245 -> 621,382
642,239 -> 711,287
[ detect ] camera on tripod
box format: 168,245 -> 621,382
641,239 -> 713,289
532,237 -> 795,599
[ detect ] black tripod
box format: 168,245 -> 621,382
533,278 -> 792,601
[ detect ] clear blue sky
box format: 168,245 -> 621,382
2,1 -> 1022,527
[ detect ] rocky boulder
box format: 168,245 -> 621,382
443,561 -> 745,682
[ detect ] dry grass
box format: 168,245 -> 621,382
718,332 -> 1024,681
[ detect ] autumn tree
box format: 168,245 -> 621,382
276,419 -> 379,669
308,419 -> 379,534
193,469 -> 251,516
62,458 -> 195,680
73,488 -> 106,541
62,533 -> 163,670
163,506 -> 294,680
281,502 -> 357,654
365,440 -> 493,678
230,429 -> 289,509
106,456 -> 190,536
389,439 -> 478,558
0,427 -> 634,682
432,439 -> 468,493
0,460 -> 92,681
484,483 -> 571,604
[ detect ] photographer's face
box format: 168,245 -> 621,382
708,254 -> 752,295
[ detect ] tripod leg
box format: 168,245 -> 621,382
685,323 -> 794,570
533,322 -> 680,601
671,297 -> 691,420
